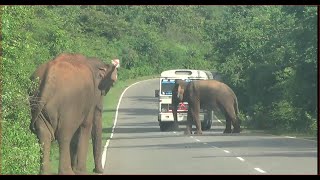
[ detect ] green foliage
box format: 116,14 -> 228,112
269,100 -> 316,134
1,5 -> 317,174
1,120 -> 41,174
270,100 -> 297,131
211,5 -> 317,133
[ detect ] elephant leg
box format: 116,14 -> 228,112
172,106 -> 179,131
223,117 -> 232,133
231,119 -> 241,133
92,107 -> 104,174
35,119 -> 52,175
71,128 -> 81,171
223,106 -> 234,134
191,102 -> 202,135
225,106 -> 240,133
231,114 -> 241,133
184,111 -> 192,135
72,123 -> 93,175
57,130 -> 75,175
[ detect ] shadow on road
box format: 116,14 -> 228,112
192,151 -> 317,158
107,127 -> 161,133
103,109 -> 117,113
125,96 -> 158,103
118,108 -> 158,116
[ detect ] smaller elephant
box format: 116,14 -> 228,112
172,79 -> 240,135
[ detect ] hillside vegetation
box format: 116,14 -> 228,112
1,5 -> 317,174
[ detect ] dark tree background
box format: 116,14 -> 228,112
1,5 -> 317,174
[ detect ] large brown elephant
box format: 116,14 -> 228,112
29,53 -> 119,174
171,79 -> 241,135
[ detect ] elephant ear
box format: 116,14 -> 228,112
98,57 -> 120,79
98,67 -> 107,78
175,80 -> 186,101
98,63 -> 119,96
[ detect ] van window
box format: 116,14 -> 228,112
161,79 -> 175,95
160,79 -> 193,95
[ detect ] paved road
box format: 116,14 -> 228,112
103,79 -> 318,175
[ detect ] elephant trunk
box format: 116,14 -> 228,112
172,106 -> 178,124
92,104 -> 104,173
172,91 -> 179,124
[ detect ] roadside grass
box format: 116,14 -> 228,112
50,76 -> 157,174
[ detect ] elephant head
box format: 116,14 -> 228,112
88,58 -> 119,96
98,65 -> 117,94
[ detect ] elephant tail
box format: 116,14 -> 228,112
29,91 -> 46,132
29,70 -> 55,140
234,95 -> 242,127
234,95 -> 239,116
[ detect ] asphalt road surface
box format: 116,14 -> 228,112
103,78 -> 318,175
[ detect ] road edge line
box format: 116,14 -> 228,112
101,78 -> 156,169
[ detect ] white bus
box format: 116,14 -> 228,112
155,69 -> 215,131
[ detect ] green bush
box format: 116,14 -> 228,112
270,100 -> 297,132
1,5 -> 317,174
1,120 -> 40,174
247,102 -> 273,130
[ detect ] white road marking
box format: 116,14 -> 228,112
217,120 -> 222,123
203,142 -> 207,144
254,168 -> 266,173
223,150 -> 230,153
101,79 -> 154,169
236,157 -> 245,162
190,136 -> 194,138
173,131 -> 176,133
285,136 -> 296,138
195,139 -> 200,142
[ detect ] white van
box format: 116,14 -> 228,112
155,69 -> 215,131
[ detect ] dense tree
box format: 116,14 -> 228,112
1,5 -> 317,174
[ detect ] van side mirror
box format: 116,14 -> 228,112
155,90 -> 159,97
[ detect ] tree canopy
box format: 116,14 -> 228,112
1,5 -> 317,174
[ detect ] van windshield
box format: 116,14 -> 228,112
161,79 -> 175,95
160,79 -> 192,95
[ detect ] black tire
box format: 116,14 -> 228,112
160,122 -> 176,132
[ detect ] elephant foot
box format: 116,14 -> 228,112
193,130 -> 203,135
93,172 -> 103,175
184,130 -> 192,135
232,128 -> 241,133
223,129 -> 232,134
93,167 -> 104,174
73,169 -> 88,175
58,169 -> 76,175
